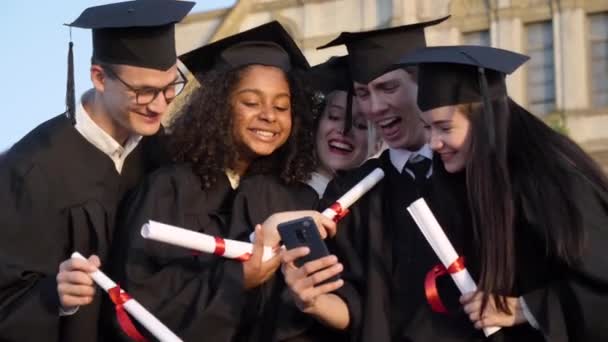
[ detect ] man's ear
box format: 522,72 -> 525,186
90,64 -> 106,92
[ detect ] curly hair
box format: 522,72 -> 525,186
168,65 -> 317,189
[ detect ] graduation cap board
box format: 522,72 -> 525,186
317,16 -> 450,84
397,45 -> 529,148
179,21 -> 310,84
65,0 -> 195,122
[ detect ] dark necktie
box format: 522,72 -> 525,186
405,155 -> 431,183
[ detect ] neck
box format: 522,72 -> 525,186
231,157 -> 251,177
84,90 -> 130,146
316,164 -> 335,179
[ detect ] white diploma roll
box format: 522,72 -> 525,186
71,252 -> 182,342
406,199 -> 501,337
141,220 -> 274,262
322,168 -> 385,220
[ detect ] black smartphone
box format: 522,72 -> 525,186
278,216 -> 340,282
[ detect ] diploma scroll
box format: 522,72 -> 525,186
71,252 -> 182,342
322,168 -> 385,222
406,199 -> 501,337
141,220 -> 274,262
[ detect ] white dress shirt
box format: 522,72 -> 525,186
74,101 -> 142,174
388,144 -> 433,179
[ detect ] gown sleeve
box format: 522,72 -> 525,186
0,162 -> 63,341
520,171 -> 608,342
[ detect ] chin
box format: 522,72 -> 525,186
444,161 -> 465,174
134,124 -> 162,136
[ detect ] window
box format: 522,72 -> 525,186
589,13 -> 608,108
525,21 -> 556,116
463,30 -> 490,46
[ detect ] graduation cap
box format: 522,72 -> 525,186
65,0 -> 195,123
308,56 -> 356,132
179,21 -> 310,83
308,56 -> 351,94
317,16 -> 450,84
397,45 -> 529,148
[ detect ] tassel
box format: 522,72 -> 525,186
66,33 -> 76,125
343,84 -> 354,134
477,67 -> 495,149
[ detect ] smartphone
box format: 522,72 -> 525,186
278,216 -> 340,283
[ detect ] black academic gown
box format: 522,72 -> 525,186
105,166 -> 249,342
323,150 -> 495,342
0,114 -> 165,342
229,173 -> 347,342
507,169 -> 608,341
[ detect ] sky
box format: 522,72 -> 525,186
0,1 -> 235,151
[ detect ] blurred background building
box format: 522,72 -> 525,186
173,0 -> 608,167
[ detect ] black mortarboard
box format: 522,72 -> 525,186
308,56 -> 352,94
64,0 -> 194,123
398,45 -> 529,148
179,21 -> 310,83
317,16 -> 450,84
308,56 -> 356,132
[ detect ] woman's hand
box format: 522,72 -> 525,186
460,291 -> 527,329
242,225 -> 281,289
281,247 -> 343,313
260,210 -> 337,247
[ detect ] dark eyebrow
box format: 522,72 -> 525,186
328,103 -> 345,110
235,88 -> 290,99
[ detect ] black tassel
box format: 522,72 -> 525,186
478,67 -> 495,149
343,84 -> 354,134
66,40 -> 76,125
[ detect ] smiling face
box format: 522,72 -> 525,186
421,104 -> 472,173
92,63 -> 179,139
354,68 -> 425,150
315,91 -> 370,175
230,65 -> 293,165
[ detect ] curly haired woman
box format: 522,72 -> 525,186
104,22 -> 333,342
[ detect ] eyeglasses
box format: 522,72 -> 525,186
104,67 -> 188,105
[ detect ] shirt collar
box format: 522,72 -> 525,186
74,94 -> 142,173
306,172 -> 332,198
389,144 -> 433,173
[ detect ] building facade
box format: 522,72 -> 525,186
174,0 -> 608,164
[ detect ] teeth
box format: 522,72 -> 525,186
329,141 -> 353,152
254,130 -> 275,138
378,118 -> 398,128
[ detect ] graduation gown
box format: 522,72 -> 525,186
229,173 -> 346,341
105,166 -> 250,342
0,114 -> 165,342
507,169 -> 608,341
323,150 -> 497,342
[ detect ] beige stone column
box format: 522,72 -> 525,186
553,7 -> 589,111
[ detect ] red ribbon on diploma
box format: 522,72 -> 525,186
424,256 -> 466,314
329,202 -> 350,222
108,285 -> 148,342
213,236 -> 252,262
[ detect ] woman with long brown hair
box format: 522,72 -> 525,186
404,45 -> 608,341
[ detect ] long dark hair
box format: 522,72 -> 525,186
168,65 -> 317,189
456,97 -> 608,312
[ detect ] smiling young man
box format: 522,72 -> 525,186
0,1 -> 193,341
279,16 -> 478,341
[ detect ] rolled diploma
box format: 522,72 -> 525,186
71,252 -> 182,342
406,199 -> 501,337
141,220 -> 274,262
322,168 -> 385,219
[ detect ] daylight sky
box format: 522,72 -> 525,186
0,1 -> 235,150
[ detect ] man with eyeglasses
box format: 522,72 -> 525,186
0,1 -> 193,341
